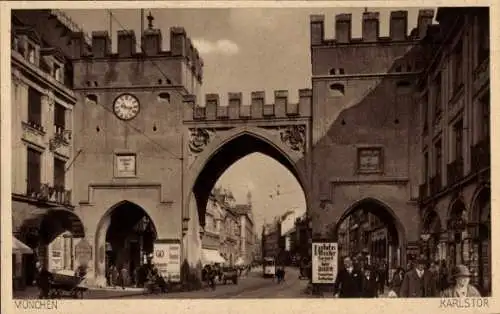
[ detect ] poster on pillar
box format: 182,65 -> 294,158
153,241 -> 181,282
312,242 -> 338,284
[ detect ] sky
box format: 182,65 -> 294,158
63,7 -> 432,231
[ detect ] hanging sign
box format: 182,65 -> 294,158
312,242 -> 338,284
153,241 -> 181,282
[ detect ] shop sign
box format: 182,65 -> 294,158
153,242 -> 181,282
75,239 -> 92,265
311,242 -> 338,284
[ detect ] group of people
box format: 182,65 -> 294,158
333,256 -> 482,298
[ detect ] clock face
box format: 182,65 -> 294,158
113,94 -> 140,121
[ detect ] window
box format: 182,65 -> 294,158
433,74 -> 442,120
53,63 -> 61,81
477,14 -> 489,65
54,103 -> 66,134
453,119 -> 463,160
479,92 -> 490,140
452,40 -> 463,92
27,148 -> 41,195
422,92 -> 429,133
28,87 -> 42,127
434,140 -> 442,176
424,152 -> 429,181
27,44 -> 36,63
54,158 -> 65,189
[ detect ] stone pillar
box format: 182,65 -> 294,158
93,215 -> 110,287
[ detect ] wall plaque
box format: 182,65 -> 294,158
115,154 -> 136,177
357,147 -> 383,173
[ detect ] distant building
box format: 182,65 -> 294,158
262,220 -> 282,261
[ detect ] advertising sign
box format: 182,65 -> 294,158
312,242 -> 338,284
153,242 -> 181,282
49,236 -> 64,272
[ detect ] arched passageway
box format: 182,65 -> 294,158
15,208 -> 85,288
98,201 -> 157,287
469,187 -> 491,295
333,198 -> 405,274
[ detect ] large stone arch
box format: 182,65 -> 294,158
184,125 -> 310,226
93,200 -> 159,286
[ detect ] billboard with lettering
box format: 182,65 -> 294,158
312,242 -> 338,284
153,241 -> 181,282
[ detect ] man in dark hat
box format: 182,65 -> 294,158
360,266 -> 379,298
441,265 -> 481,298
399,257 -> 438,298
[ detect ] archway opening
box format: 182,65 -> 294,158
104,201 -> 157,287
16,209 -> 85,287
334,199 -> 403,274
192,133 -> 307,267
470,187 -> 491,295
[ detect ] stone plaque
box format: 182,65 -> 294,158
115,154 -> 136,177
357,147 -> 383,173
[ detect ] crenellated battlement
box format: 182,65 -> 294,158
70,25 -> 204,81
310,9 -> 435,45
183,89 -> 312,121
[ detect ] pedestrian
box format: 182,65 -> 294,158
34,261 -> 53,299
333,257 -> 362,298
399,257 -> 438,298
429,261 -> 440,294
439,260 -> 449,291
361,266 -> 378,298
377,262 -> 387,294
441,264 -> 481,298
120,265 -> 129,290
388,267 -> 405,297
110,265 -> 119,289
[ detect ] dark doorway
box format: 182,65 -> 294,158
105,201 -> 157,287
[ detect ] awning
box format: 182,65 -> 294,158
13,236 -> 33,254
235,257 -> 245,266
201,249 -> 226,265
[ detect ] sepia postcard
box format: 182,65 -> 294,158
0,1 -> 498,314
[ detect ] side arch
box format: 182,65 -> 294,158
332,197 -> 407,251
469,185 -> 491,222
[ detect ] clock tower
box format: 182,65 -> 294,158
70,19 -> 203,286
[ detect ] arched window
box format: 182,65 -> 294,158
329,83 -> 345,96
85,94 -> 98,103
158,92 -> 171,103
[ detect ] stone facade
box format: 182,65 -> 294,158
308,10 -> 436,267
417,7 -> 490,295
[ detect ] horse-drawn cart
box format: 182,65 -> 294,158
49,270 -> 88,299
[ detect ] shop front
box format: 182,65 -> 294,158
12,200 -> 85,290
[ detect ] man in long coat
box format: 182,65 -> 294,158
334,257 -> 362,298
399,257 -> 438,298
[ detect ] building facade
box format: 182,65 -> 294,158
309,9 -> 435,269
11,11 -> 84,289
261,221 -> 281,260
417,7 -> 490,295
